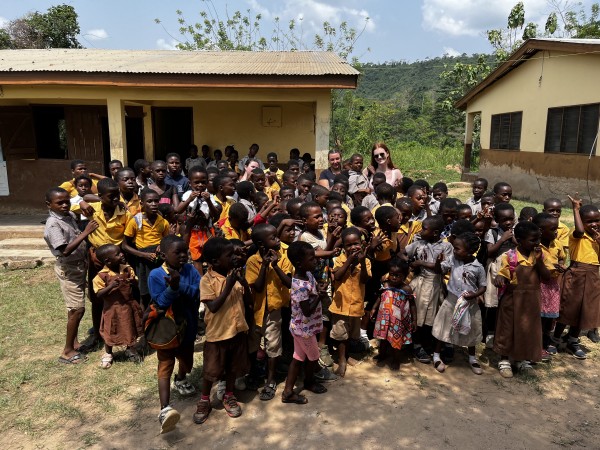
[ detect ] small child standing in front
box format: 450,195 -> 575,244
330,227 -> 371,377
493,222 -> 552,377
466,178 -> 488,215
93,244 -> 143,369
553,196 -> 600,359
282,241 -> 329,404
148,235 -> 200,434
533,213 -> 566,357
194,237 -> 251,424
431,232 -> 487,374
372,258 -> 416,370
44,187 -> 98,364
405,216 -> 452,364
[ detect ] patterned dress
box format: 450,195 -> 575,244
374,287 -> 414,350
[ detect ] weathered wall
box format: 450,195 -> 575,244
478,148 -> 600,204
0,159 -> 103,210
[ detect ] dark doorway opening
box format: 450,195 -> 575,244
152,107 -> 193,161
126,117 -> 145,165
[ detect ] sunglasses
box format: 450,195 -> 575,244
374,153 -> 386,159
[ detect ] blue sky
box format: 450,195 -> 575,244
0,0 -> 596,62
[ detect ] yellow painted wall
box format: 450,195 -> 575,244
466,51 -> 600,153
193,100 -> 316,163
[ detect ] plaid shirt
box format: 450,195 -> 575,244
44,210 -> 87,265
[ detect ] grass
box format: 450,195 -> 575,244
0,267 -> 204,445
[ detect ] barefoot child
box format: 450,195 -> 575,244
194,237 -> 251,424
148,235 -> 200,434
493,222 -> 552,377
553,196 -> 600,359
44,187 -> 98,364
330,227 -> 371,377
282,241 -> 329,404
431,232 -> 486,374
372,258 -> 416,370
93,244 -> 143,369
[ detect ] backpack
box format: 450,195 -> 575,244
143,303 -> 187,350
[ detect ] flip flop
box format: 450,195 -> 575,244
58,353 -> 87,365
281,392 -> 308,404
303,383 -> 327,394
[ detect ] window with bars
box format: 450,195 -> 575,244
490,112 -> 522,150
545,104 -> 599,155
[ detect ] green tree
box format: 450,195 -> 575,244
565,2 -> 600,37
1,4 -> 81,49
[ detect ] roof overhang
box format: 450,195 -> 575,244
455,38 -> 600,110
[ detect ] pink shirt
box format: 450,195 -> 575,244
290,272 -> 322,338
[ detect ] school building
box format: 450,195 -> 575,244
0,49 -> 359,208
456,38 -> 600,204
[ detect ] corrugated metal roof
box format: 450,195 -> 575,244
0,49 -> 359,76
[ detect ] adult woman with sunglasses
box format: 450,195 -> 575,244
363,142 -> 403,188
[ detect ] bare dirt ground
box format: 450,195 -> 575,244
5,342 -> 600,450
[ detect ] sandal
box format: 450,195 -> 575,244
100,353 -> 113,369
470,361 -> 483,375
498,359 -> 513,378
281,391 -> 308,404
259,382 -> 277,401
303,383 -> 327,394
58,353 -> 87,365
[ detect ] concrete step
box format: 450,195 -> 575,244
0,248 -> 54,270
0,238 -> 48,250
0,227 -> 44,240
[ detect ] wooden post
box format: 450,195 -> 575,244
143,105 -> 154,162
463,112 -> 475,173
106,97 -> 127,166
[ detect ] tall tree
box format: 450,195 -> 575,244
1,4 -> 81,49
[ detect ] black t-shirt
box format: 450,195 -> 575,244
318,168 -> 338,188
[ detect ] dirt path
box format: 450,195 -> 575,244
8,345 -> 596,450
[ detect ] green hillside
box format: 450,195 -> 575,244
356,54 -> 486,100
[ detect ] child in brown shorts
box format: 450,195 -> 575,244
147,235 -> 201,434
194,237 -> 251,424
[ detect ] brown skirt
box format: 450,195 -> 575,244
100,298 -> 143,347
493,270 -> 542,362
559,262 -> 600,329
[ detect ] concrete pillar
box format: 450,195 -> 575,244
463,112 -> 476,173
192,103 -> 202,147
106,97 -> 127,166
143,105 -> 154,161
315,93 -> 331,174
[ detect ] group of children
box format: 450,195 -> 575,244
43,147 -> 600,434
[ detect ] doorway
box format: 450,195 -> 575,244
152,107 -> 193,161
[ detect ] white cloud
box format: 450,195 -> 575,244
443,46 -> 461,57
422,0 -> 548,37
156,38 -> 178,50
0,16 -> 8,28
86,28 -> 108,41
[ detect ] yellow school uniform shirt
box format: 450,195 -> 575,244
245,251 -> 293,326
121,193 -> 142,216
264,168 -> 284,190
373,228 -> 398,262
87,203 -> 129,249
93,264 -> 137,293
200,268 -> 249,342
497,250 -> 555,284
341,203 -> 352,227
371,202 -> 393,227
214,196 -> 236,222
124,213 -> 169,248
556,221 -> 570,249
569,231 -> 600,265
220,217 -> 250,241
540,240 -> 566,277
330,252 -> 372,317
59,178 -> 99,197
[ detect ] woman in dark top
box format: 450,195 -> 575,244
317,150 -> 342,188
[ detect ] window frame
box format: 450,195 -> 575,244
489,111 -> 522,151
544,103 -> 600,155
